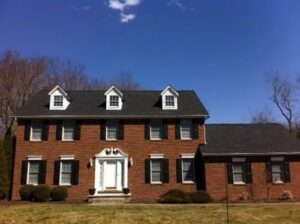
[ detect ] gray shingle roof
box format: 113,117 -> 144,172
201,123 -> 300,156
15,90 -> 209,118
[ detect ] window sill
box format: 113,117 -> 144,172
179,138 -> 193,141
29,140 -> 42,143
62,139 -> 75,142
105,139 -> 118,141
59,184 -> 72,187
182,181 -> 195,185
150,182 -> 163,185
150,138 -> 162,141
233,182 -> 246,185
272,182 -> 285,185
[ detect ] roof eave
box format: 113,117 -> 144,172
202,152 -> 300,157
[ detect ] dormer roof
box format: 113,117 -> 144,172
104,85 -> 123,97
161,85 -> 179,96
48,85 -> 69,98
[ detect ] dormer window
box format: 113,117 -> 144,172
105,85 -> 123,110
49,85 -> 70,110
54,96 -> 63,107
165,96 -> 174,107
161,85 -> 179,110
110,95 -> 119,107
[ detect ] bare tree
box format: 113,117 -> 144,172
250,107 -> 275,123
268,72 -> 295,133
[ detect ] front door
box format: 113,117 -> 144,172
104,161 -> 117,189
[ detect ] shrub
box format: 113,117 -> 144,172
32,184 -> 50,202
50,186 -> 68,201
159,189 -> 191,203
19,185 -> 35,201
280,190 -> 293,201
0,187 -> 6,200
188,191 -> 212,203
239,192 -> 251,201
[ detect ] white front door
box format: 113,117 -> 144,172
104,161 -> 117,189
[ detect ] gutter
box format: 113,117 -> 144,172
12,114 -> 210,119
202,152 -> 300,157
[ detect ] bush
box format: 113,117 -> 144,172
50,186 -> 68,201
32,184 -> 50,202
0,187 -> 6,200
188,191 -> 212,203
19,185 -> 35,201
159,189 -> 191,203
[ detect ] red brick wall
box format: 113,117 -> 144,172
204,157 -> 300,201
12,119 -> 205,201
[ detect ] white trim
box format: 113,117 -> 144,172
26,160 -> 40,185
271,157 -> 284,161
181,153 -> 195,159
161,85 -> 179,96
48,85 -> 70,110
161,85 -> 179,110
232,157 -> 246,162
60,155 -> 75,160
94,148 -> 128,193
104,85 -> 123,97
27,155 -> 42,160
105,86 -> 123,110
149,154 -> 164,159
48,85 -> 68,97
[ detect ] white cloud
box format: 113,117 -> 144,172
107,0 -> 141,23
167,0 -> 194,10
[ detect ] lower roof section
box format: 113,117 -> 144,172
201,123 -> 300,157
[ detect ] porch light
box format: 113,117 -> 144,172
89,158 -> 93,167
130,157 -> 133,166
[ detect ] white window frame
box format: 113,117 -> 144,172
59,156 -> 74,186
181,154 -> 195,184
232,157 -> 246,185
150,159 -> 163,184
53,95 -> 64,107
270,157 -> 284,184
30,120 -> 43,142
180,119 -> 192,140
106,120 -> 119,141
165,95 -> 175,108
149,154 -> 164,184
150,120 -> 162,140
26,156 -> 42,185
62,120 -> 75,141
109,95 -> 119,107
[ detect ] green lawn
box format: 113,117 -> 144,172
0,203 -> 300,224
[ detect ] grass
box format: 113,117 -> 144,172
0,203 -> 300,224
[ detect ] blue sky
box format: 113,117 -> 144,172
0,0 -> 299,123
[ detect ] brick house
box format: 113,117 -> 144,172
11,85 -> 300,202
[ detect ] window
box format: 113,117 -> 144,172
109,95 -> 119,107
31,120 -> 43,141
271,162 -> 284,184
180,119 -> 192,140
27,161 -> 40,185
232,163 -> 245,184
63,120 -> 75,141
106,120 -> 119,140
165,95 -> 174,107
182,159 -> 195,183
150,120 -> 162,140
60,161 -> 72,185
54,95 -> 63,107
151,160 -> 162,183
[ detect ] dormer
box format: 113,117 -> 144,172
161,85 -> 179,110
105,85 -> 123,110
48,85 -> 70,110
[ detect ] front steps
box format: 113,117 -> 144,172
88,192 -> 131,204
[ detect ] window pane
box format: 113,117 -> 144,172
31,121 -> 43,140
151,160 -> 162,182
106,121 -> 119,140
182,159 -> 194,182
63,120 -> 75,140
61,161 -> 72,185
232,163 -> 245,183
54,95 -> 63,107
61,173 -> 71,185
180,120 -> 192,139
150,120 -> 162,139
272,163 -> 283,183
165,96 -> 174,106
110,95 -> 119,107
28,161 -> 40,185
